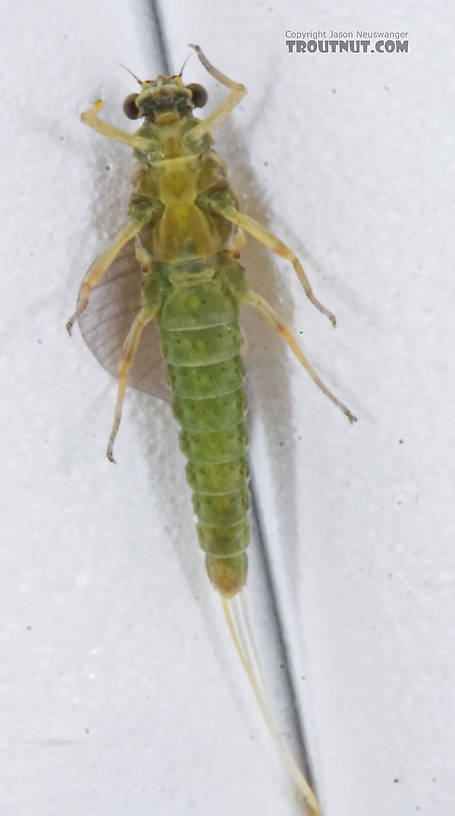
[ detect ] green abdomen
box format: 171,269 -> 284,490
159,270 -> 249,596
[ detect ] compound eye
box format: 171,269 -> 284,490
187,83 -> 208,108
123,93 -> 140,119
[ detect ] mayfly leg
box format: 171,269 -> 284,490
211,201 -> 337,327
66,220 -> 145,334
80,100 -> 149,151
188,44 -> 247,138
244,289 -> 357,423
224,264 -> 357,424
107,311 -> 154,462
67,97 -> 159,334
107,278 -> 161,463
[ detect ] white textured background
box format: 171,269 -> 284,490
0,2 -> 453,816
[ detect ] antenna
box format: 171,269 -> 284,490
118,63 -> 143,85
178,51 -> 191,78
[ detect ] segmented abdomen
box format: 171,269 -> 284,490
159,264 -> 249,596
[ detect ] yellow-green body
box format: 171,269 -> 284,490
69,52 -> 356,814
129,103 -> 251,596
71,58 -> 355,600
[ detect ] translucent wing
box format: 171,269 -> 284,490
77,241 -> 265,404
77,240 -> 172,402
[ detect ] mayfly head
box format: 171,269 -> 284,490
122,75 -> 208,123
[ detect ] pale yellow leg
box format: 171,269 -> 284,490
243,289 -> 356,424
81,100 -> 149,150
66,220 -> 145,335
106,309 -> 155,463
188,45 -> 247,139
212,202 -> 337,327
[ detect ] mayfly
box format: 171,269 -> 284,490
67,45 -> 357,815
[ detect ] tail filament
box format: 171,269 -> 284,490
221,591 -> 322,816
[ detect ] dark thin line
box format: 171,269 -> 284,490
147,1 -> 319,800
148,0 -> 172,75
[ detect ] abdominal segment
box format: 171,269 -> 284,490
159,266 -> 250,596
